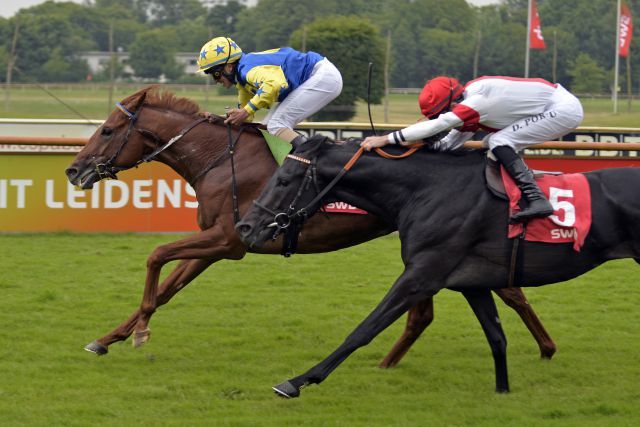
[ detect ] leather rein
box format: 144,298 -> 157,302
253,141 -> 424,256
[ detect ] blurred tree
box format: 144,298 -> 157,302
387,23 -> 422,87
204,0 -> 246,36
9,11 -> 95,82
128,29 -> 180,80
0,47 -> 8,83
385,0 -> 474,87
290,15 -> 384,121
0,0 -> 636,90
236,0 -> 390,51
526,27 -> 578,86
568,53 -> 608,93
478,21 -> 527,77
418,28 -> 474,83
163,19 -> 210,52
90,0 -> 148,51
136,0 -> 205,26
93,0 -> 147,23
41,48 -> 90,82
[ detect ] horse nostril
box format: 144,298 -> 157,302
237,223 -> 252,236
65,167 -> 78,179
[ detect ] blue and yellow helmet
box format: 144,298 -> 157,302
197,37 -> 243,73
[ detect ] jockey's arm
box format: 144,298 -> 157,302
236,87 -> 254,121
388,112 -> 463,145
240,66 -> 288,118
431,129 -> 474,151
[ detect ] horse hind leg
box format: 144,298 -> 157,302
378,286 -> 555,368
379,298 -> 434,368
494,287 -> 557,359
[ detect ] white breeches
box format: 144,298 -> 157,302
263,59 -> 343,134
487,84 -> 584,151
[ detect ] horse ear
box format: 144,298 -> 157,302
320,136 -> 333,149
135,91 -> 148,108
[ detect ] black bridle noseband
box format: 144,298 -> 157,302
252,153 -> 323,257
252,146 -> 367,256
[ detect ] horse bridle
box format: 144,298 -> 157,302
251,141 -> 427,256
253,154 -> 318,230
252,146 -> 366,250
94,101 -> 208,180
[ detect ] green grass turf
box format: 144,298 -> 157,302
0,233 -> 638,426
2,85 -> 640,128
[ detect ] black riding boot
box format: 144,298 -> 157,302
492,146 -> 553,223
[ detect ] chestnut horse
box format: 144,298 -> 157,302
65,86 -> 555,367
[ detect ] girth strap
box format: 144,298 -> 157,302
508,225 -> 526,288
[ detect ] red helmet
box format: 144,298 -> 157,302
418,76 -> 465,118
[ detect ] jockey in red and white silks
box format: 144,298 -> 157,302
362,76 -> 584,223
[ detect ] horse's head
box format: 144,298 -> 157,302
236,135 -> 338,249
65,88 -> 156,189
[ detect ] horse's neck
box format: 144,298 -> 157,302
158,123 -> 274,187
326,148 -> 485,224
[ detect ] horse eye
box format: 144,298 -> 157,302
277,178 -> 289,187
101,127 -> 113,137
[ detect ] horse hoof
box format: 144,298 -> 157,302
540,347 -> 557,360
496,387 -> 510,394
132,328 -> 151,348
272,381 -> 300,398
84,341 -> 108,356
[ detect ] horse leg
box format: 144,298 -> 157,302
494,287 -> 556,359
379,286 -> 555,367
462,289 -> 509,393
272,268 -> 430,398
378,298 -> 434,368
133,224 -> 245,347
85,258 -> 213,354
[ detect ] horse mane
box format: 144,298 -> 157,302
117,85 -> 266,135
120,85 -> 201,117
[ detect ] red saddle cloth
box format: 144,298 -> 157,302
322,202 -> 367,215
502,167 -> 592,251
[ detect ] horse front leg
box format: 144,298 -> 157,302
378,298 -> 434,368
85,258 -> 213,355
494,287 -> 556,359
273,267 -> 432,398
133,224 -> 245,348
462,289 -> 509,393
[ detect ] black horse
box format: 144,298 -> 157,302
237,135 -> 640,397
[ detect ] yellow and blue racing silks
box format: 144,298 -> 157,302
235,47 -> 324,119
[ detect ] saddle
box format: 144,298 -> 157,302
484,155 -> 561,201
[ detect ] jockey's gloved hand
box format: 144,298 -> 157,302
201,111 -> 214,122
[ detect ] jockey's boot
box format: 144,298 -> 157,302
492,145 -> 553,223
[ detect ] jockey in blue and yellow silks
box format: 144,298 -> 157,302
197,37 -> 343,145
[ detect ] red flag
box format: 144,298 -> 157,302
529,0 -> 546,50
619,2 -> 633,57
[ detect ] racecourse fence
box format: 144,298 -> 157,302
1,120 -> 640,232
